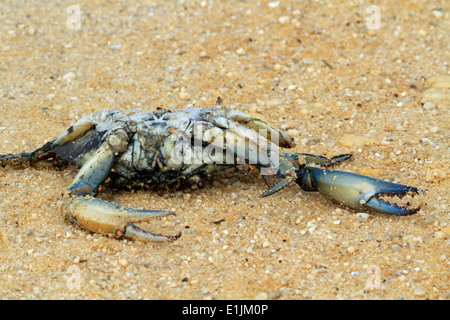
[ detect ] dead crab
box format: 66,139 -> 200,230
1,101 -> 424,241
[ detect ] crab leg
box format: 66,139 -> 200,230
259,156 -> 297,196
64,128 -> 181,241
69,143 -> 115,196
296,166 -> 424,215
285,153 -> 353,167
206,106 -> 296,148
62,196 -> 181,241
214,123 -> 298,197
0,110 -> 122,166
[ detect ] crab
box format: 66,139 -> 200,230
0,101 -> 424,241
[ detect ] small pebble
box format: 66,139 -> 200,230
268,1 -> 279,8
434,231 -> 446,239
62,71 -> 76,81
423,101 -> 435,110
339,134 -> 369,148
268,291 -> 282,300
432,9 -> 443,18
255,292 -> 268,300
266,98 -> 283,107
429,126 -> 439,133
418,29 -> 427,37
179,87 -> 189,99
34,237 -> 44,243
414,287 -> 426,296
118,259 -> 128,268
356,212 -> 369,222
45,93 -> 55,100
279,16 -> 290,24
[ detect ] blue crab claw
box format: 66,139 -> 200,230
297,166 -> 424,215
61,196 -> 182,241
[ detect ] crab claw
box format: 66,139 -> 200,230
61,196 -> 181,241
297,166 -> 424,215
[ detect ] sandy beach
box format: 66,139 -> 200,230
0,0 -> 448,299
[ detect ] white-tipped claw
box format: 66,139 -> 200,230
62,196 -> 181,241
125,224 -> 182,242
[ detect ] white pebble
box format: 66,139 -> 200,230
63,71 -> 76,81
356,212 -> 369,222
423,101 -> 435,110
255,292 -> 268,300
434,231 -> 446,239
414,287 -> 426,296
179,87 -> 189,99
432,9 -> 443,18
118,259 -> 128,268
279,16 -> 290,24
418,29 -> 427,37
429,126 -> 439,133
